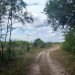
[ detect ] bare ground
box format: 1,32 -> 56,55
27,45 -> 69,75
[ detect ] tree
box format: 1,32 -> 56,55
0,0 -> 33,60
33,38 -> 45,48
45,0 -> 75,51
0,0 -> 8,59
5,0 -> 33,60
44,0 -> 75,30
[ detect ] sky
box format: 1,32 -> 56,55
11,0 -> 64,42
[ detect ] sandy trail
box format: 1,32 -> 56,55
28,45 -> 69,75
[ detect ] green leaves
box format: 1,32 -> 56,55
62,28 -> 75,52
45,0 -> 75,51
33,38 -> 45,48
0,0 -> 33,60
45,0 -> 75,30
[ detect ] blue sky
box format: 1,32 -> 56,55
11,0 -> 64,42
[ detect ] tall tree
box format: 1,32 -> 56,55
44,0 -> 75,30
0,0 -> 33,59
6,0 -> 33,59
45,0 -> 75,51
0,0 -> 7,58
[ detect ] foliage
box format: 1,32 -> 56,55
50,49 -> 75,75
0,0 -> 33,60
62,28 -> 75,52
44,0 -> 75,30
33,38 -> 45,48
0,40 -> 52,75
45,0 -> 75,52
45,42 -> 52,48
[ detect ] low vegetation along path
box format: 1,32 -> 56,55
28,45 -> 68,75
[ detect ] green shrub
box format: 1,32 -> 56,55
2,49 -> 16,63
33,38 -> 45,48
62,29 -> 75,52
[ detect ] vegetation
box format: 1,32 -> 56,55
45,0 -> 75,52
0,0 -> 33,61
0,38 -> 52,75
62,29 -> 75,52
1,0 -> 75,74
44,0 -> 75,30
33,38 -> 45,48
50,49 -> 75,75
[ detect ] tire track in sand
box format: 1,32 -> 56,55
28,45 -> 69,75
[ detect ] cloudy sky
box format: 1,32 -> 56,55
11,0 -> 64,42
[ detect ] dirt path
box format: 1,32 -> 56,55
28,45 -> 69,75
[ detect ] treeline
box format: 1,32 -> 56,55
0,38 -> 52,63
33,38 -> 52,48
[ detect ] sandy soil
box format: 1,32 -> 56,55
28,45 -> 69,75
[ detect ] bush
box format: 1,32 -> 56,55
62,29 -> 75,52
2,50 -> 15,63
33,38 -> 45,48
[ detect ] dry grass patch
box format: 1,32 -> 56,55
50,49 -> 75,75
0,52 -> 34,75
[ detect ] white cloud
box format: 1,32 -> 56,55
11,0 -> 64,42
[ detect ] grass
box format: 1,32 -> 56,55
0,52 -> 34,75
0,46 -> 51,75
50,49 -> 75,75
